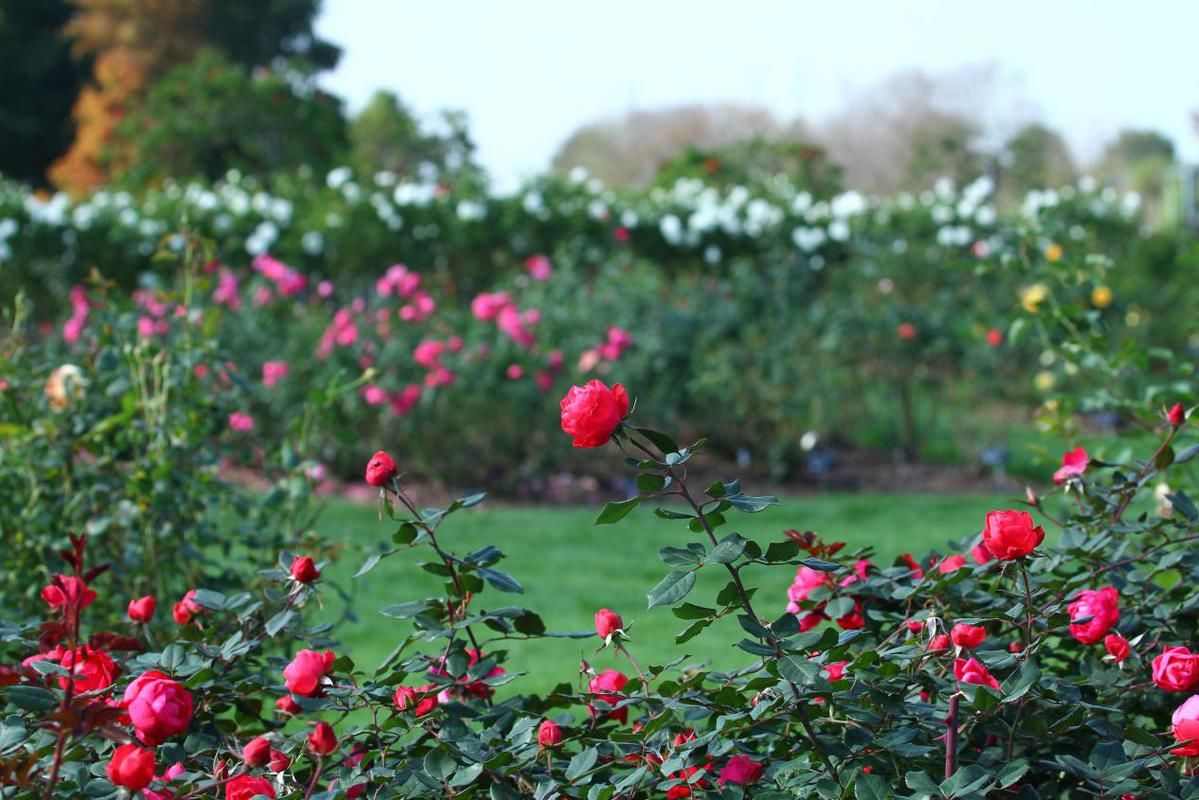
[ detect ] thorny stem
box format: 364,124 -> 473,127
1019,563 -> 1036,647
626,431 -> 843,787
302,758 -> 324,800
391,483 -> 487,672
945,694 -> 960,779
43,557 -> 86,800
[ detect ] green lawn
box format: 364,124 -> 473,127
315,492 -> 1005,694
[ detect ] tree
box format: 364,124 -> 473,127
1000,122 -> 1076,197
49,0 -> 340,194
110,48 -> 346,187
349,90 -> 481,187
551,104 -> 782,186
0,0 -> 91,186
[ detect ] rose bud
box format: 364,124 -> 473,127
364,450 -> 398,487
123,670 -> 194,745
1067,587 -> 1119,645
537,719 -> 563,748
127,595 -> 157,623
1009,641 -> 1024,654
106,743 -> 156,791
1153,646 -> 1199,692
982,510 -> 1045,560
41,575 -> 97,610
172,589 -> 202,625
225,775 -> 276,800
307,721 -> 338,756
823,661 -> 849,681
937,554 -> 967,574
905,620 -> 924,634
1105,633 -> 1131,663
1172,695 -> 1199,756
242,735 -> 272,766
1169,403 -> 1187,428
393,684 -> 439,717
290,555 -> 321,584
718,754 -> 764,786
283,649 -> 336,697
275,694 -> 302,715
928,634 -> 951,652
594,608 -> 624,641
559,380 -> 630,448
950,623 -> 986,650
1052,446 -> 1088,484
268,749 -> 291,772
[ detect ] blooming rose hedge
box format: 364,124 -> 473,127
3,368 -> 1199,798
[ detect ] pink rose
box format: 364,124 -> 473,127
283,649 -> 336,696
953,657 -> 1000,691
1153,646 -> 1199,692
1052,446 -> 1088,484
123,670 -> 194,745
1173,695 -> 1199,756
1067,586 -> 1119,645
560,380 -> 630,448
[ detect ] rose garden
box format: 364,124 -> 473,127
6,4 -> 1199,798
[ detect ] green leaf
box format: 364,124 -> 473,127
655,507 -> 693,520
632,427 -> 679,457
855,771 -> 891,800
725,493 -> 778,513
705,480 -> 726,498
672,603 -> 716,620
596,496 -> 641,525
636,473 -> 667,493
566,747 -> 599,781
191,589 -> 226,611
764,541 -> 800,562
265,609 -> 293,637
479,567 -> 524,594
800,557 -> 841,572
2,686 -> 57,712
392,522 -> 418,545
1168,492 -> 1199,521
380,600 -> 432,619
1002,660 -> 1040,703
660,544 -> 706,567
778,655 -> 820,685
513,611 -> 546,635
354,554 -> 383,578
647,571 -> 696,609
706,533 -> 747,564
675,619 -> 712,644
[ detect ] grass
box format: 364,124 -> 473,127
315,491 -> 1004,695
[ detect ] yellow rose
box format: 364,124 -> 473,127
1044,243 -> 1063,262
1034,371 -> 1056,392
1021,283 -> 1049,314
1091,286 -> 1113,308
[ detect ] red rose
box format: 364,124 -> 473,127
172,589 -> 202,625
275,695 -> 302,715
937,554 -> 967,574
928,634 -> 950,652
1153,646 -> 1199,692
969,542 -> 994,565
1173,695 -> 1199,756
588,668 -> 629,723
41,575 -> 96,610
1169,403 -> 1187,428
107,743 -> 156,791
905,620 -> 924,634
290,555 -> 321,584
559,380 -> 630,448
718,754 -> 764,786
594,608 -> 623,640
897,322 -> 917,340
982,510 -> 1044,560
1067,587 -> 1119,645
307,721 -> 338,756
835,599 -> 865,630
393,684 -> 438,717
226,775 -> 276,800
268,749 -> 291,772
1052,446 -> 1088,484
123,670 -> 194,745
364,450 -> 397,487
1105,634 -> 1131,663
954,657 -> 1000,691
1009,641 -> 1024,654
823,660 -> 850,681
127,595 -> 157,623
537,719 -> 562,748
283,649 -> 335,697
242,735 -> 272,766
950,623 -> 986,650
59,646 -> 118,693
985,328 -> 1004,347
665,764 -> 711,798
900,553 -> 924,579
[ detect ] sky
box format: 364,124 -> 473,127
316,0 -> 1199,189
